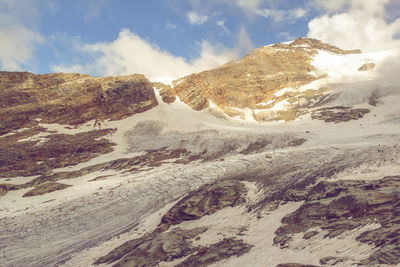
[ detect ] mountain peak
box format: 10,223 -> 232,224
156,38 -> 372,122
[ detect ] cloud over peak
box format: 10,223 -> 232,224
53,28 -> 254,81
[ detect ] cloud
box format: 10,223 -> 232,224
53,28 -> 254,81
81,0 -> 108,22
216,20 -> 231,35
225,0 -> 308,22
230,0 -> 263,10
0,0 -> 44,70
291,8 -> 308,19
186,11 -> 209,25
254,9 -> 286,22
308,0 -> 400,52
166,21 -> 177,30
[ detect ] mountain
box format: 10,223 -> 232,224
1,38 -> 400,267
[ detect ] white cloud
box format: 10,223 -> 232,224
186,11 -> 209,25
308,0 -> 400,52
53,28 -> 254,81
254,7 -> 308,22
217,20 -> 231,34
290,8 -> 308,19
0,0 -> 44,70
255,8 -> 286,22
224,0 -> 308,22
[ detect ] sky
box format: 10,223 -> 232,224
0,0 -> 399,81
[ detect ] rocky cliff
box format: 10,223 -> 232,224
0,72 -> 157,135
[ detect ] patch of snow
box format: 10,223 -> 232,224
274,87 -> 296,97
255,100 -> 273,107
150,77 -> 175,86
269,99 -> 290,111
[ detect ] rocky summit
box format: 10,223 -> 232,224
1,38 -> 400,267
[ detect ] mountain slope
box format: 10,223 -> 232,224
159,38 -> 389,122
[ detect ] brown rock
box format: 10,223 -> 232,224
152,82 -> 176,103
0,71 -> 158,135
311,106 -> 370,123
23,182 -> 71,197
176,238 -> 253,267
358,63 -> 375,71
160,180 -> 247,226
94,228 -> 206,266
319,256 -> 346,265
276,264 -> 321,267
0,128 -> 116,178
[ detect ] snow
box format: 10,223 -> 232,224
255,100 -> 273,107
274,87 -> 296,97
269,99 -> 290,111
150,76 -> 175,86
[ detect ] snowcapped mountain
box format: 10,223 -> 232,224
1,38 -> 400,267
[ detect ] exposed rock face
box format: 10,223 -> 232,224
311,106 -> 370,123
23,182 -> 71,197
152,82 -> 176,103
274,176 -> 400,266
0,128 -> 116,178
165,38 -> 361,121
358,63 -> 375,71
95,228 -> 207,266
175,238 -> 253,267
0,71 -> 158,135
276,264 -> 320,267
161,180 -> 247,226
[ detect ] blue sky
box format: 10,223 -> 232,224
1,0 -> 399,80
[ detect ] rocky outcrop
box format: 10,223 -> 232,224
176,238 -> 253,267
287,38 -> 361,55
311,106 -> 370,123
0,128 -> 116,178
274,176 -> 400,266
358,63 -> 375,71
23,182 -> 71,197
0,71 -> 158,135
161,180 -> 247,226
276,264 -> 320,267
94,228 -> 207,266
152,82 -> 176,103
